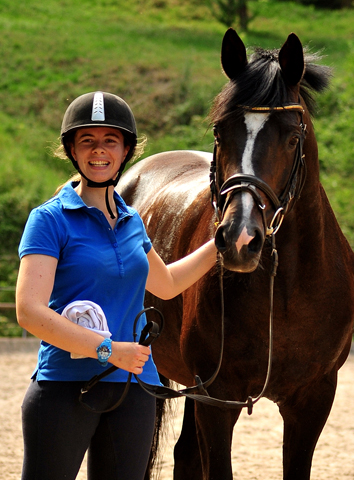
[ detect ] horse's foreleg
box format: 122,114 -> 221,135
174,397 -> 203,480
279,370 -> 338,480
194,401 -> 241,480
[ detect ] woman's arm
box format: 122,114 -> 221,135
16,254 -> 150,374
145,239 -> 217,300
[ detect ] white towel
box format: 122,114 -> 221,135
61,300 -> 112,359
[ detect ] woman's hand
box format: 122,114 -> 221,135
111,342 -> 151,374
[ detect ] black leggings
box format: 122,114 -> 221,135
21,380 -> 156,480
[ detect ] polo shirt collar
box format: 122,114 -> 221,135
58,182 -> 133,220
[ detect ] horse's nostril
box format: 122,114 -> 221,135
215,223 -> 264,256
248,229 -> 263,253
215,226 -> 227,252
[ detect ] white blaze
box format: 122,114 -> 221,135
242,112 -> 270,175
240,112 -> 270,211
236,112 -> 270,250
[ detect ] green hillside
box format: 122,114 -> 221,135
1,0 -> 354,333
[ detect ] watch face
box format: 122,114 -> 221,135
99,346 -> 110,360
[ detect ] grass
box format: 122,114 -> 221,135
1,0 -> 354,332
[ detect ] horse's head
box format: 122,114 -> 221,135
210,29 -> 330,272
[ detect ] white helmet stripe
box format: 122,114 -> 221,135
91,92 -> 105,121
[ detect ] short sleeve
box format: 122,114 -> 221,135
19,207 -> 64,260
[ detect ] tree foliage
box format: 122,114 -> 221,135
205,0 -> 255,31
298,0 -> 352,8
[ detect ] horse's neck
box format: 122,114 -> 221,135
280,183 -> 348,259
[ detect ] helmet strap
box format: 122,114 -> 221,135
105,185 -> 116,219
75,164 -> 120,220
70,154 -> 129,220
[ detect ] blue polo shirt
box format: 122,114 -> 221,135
19,182 -> 161,385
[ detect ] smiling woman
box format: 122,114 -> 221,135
15,90 -> 217,480
59,91 -> 138,220
72,127 -> 129,173
70,127 -> 130,221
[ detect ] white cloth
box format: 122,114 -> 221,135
61,300 -> 112,359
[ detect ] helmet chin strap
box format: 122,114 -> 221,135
70,145 -> 130,220
78,168 -> 121,220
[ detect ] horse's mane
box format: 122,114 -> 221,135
210,47 -> 332,124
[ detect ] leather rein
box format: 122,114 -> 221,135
80,103 -> 307,415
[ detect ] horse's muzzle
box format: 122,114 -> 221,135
215,219 -> 264,272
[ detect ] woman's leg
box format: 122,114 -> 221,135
21,380 -> 100,480
87,383 -> 156,480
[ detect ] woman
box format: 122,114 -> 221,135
16,91 -> 216,480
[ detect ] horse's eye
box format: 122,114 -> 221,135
289,136 -> 299,147
214,132 -> 221,145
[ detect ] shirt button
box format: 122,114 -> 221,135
113,243 -> 118,248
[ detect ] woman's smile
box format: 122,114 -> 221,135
70,126 -> 130,183
88,159 -> 110,167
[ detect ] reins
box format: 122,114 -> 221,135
80,240 -> 278,415
80,102 -> 306,415
79,308 -> 163,413
133,240 -> 278,415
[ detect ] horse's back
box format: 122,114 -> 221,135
118,150 -> 212,212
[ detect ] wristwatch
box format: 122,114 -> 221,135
96,338 -> 112,367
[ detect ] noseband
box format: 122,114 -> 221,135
210,104 -> 307,236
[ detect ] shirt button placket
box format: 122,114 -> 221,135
116,250 -> 124,276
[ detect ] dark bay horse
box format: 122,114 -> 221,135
118,29 -> 354,480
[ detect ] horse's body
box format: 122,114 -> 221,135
118,29 -> 354,480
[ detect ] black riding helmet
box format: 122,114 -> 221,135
61,91 -> 138,218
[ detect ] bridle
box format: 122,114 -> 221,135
80,103 -> 308,415
210,103 -> 307,236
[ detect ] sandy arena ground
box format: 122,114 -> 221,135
0,337 -> 353,479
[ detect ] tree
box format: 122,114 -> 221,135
206,0 -> 254,31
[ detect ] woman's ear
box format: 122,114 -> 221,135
70,144 -> 77,160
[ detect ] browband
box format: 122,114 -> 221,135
239,104 -> 305,114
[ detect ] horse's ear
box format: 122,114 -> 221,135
279,33 -> 305,86
221,28 -> 248,80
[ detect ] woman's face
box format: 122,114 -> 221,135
70,126 -> 130,184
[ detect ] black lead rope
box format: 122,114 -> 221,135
133,242 -> 277,414
79,307 -> 163,413
80,243 -> 277,414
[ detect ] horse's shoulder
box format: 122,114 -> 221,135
118,150 -> 212,203
120,150 -> 211,186
137,150 -> 212,170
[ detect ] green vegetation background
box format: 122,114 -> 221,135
1,0 -> 354,334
